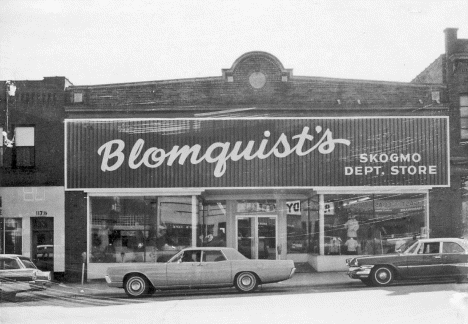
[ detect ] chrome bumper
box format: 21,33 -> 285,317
29,280 -> 52,290
347,266 -> 372,279
105,275 -> 123,288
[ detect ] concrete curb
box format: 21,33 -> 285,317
47,272 -> 355,297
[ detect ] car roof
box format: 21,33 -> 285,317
418,238 -> 467,243
0,254 -> 22,257
181,247 -> 234,251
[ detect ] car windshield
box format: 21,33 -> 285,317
400,241 -> 419,254
19,257 -> 37,269
168,251 -> 184,263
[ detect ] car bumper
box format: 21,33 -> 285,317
105,275 -> 123,288
29,280 -> 52,290
347,267 -> 372,279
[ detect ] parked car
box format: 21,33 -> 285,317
346,238 -> 468,287
105,247 -> 296,297
0,254 -> 52,301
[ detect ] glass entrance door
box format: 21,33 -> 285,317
31,217 -> 54,272
236,216 -> 277,260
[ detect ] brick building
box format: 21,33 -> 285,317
0,76 -> 71,280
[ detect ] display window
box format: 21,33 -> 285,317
322,193 -> 426,255
0,218 -> 22,254
286,199 -> 318,254
89,196 -> 194,263
198,201 -> 226,247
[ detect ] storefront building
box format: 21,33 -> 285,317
65,117 -> 449,278
63,35 -> 459,279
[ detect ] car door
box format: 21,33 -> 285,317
199,250 -> 232,286
441,241 -> 468,278
407,242 -> 444,278
166,250 -> 201,287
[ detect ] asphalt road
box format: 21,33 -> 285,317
2,280 -> 468,314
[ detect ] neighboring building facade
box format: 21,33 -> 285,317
0,76 -> 71,280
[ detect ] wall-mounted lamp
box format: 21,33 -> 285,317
357,99 -> 361,105
3,81 -> 17,148
418,99 -> 423,104
336,99 -> 341,105
2,131 -> 14,148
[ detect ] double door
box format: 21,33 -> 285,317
236,215 -> 277,260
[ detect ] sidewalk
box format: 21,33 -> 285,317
46,272 -> 355,298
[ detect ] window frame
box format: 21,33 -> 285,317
12,125 -> 35,168
460,94 -> 468,140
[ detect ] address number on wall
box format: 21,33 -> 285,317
35,211 -> 48,216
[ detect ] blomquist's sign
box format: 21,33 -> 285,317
65,117 -> 449,189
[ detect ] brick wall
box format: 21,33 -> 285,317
64,191 -> 88,282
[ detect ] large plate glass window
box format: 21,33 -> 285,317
286,198 -> 317,254
322,193 -> 427,256
89,196 -> 194,263
198,201 -> 226,247
0,218 -> 22,254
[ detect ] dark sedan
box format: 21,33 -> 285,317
346,238 -> 468,286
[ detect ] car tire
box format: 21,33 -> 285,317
235,272 -> 258,293
360,278 -> 373,287
371,266 -> 394,286
124,274 -> 150,298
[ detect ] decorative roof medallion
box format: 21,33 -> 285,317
249,72 -> 267,89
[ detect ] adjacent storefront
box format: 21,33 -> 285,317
65,117 -> 449,278
0,186 -> 65,275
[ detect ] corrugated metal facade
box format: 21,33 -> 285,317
66,117 -> 448,189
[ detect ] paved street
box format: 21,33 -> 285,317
1,273 -> 468,324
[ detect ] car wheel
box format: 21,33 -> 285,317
360,278 -> 373,287
124,274 -> 150,298
235,272 -> 258,293
371,266 -> 394,286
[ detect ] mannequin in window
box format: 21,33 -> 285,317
345,237 -> 359,255
329,237 -> 341,255
344,215 -> 359,238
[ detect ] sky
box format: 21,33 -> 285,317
0,0 -> 467,86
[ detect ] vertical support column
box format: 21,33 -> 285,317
319,194 -> 325,256
226,201 -> 235,248
192,195 -> 197,247
425,191 -> 430,238
277,199 -> 287,260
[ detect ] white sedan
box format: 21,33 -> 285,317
105,247 -> 296,297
